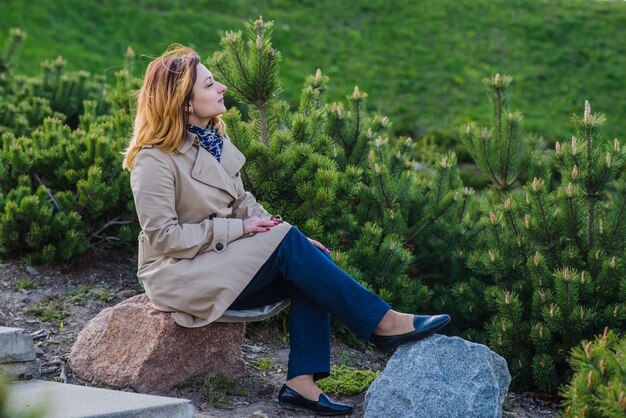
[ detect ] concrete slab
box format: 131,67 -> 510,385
0,359 -> 41,379
0,326 -> 35,363
5,380 -> 195,418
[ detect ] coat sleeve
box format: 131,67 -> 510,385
131,149 -> 244,259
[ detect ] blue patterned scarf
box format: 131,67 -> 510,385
187,124 -> 224,162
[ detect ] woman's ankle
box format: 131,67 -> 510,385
286,375 -> 323,401
373,310 -> 415,336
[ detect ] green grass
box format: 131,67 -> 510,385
175,372 -> 248,409
253,356 -> 274,371
1,0 -> 626,142
64,285 -> 117,306
27,297 -> 70,323
13,278 -> 39,291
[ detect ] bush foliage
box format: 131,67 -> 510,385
453,75 -> 626,392
0,29 -> 138,263
561,329 -> 626,418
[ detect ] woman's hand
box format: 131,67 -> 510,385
243,216 -> 280,235
308,238 -> 331,254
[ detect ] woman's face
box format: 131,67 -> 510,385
188,63 -> 227,127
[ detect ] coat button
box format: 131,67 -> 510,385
209,213 -> 217,220
228,200 -> 235,208
215,243 -> 224,251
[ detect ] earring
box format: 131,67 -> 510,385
188,107 -> 194,115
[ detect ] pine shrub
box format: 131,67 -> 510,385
0,29 -> 137,264
211,17 -> 474,314
461,75 -> 626,392
561,328 -> 626,418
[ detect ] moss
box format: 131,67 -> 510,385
202,373 -> 248,409
317,365 -> 380,396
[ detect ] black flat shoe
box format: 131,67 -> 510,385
278,384 -> 353,416
372,314 -> 451,353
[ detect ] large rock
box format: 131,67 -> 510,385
69,294 -> 245,393
364,334 -> 511,418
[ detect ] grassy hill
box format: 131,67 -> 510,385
2,0 -> 626,143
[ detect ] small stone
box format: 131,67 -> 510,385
364,334 -> 511,418
25,266 -> 40,276
272,348 -> 290,365
30,330 -> 50,340
243,343 -> 266,353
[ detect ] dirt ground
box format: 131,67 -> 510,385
0,247 -> 561,417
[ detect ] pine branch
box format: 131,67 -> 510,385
458,193 -> 468,224
258,103 -> 268,146
495,91 -> 505,183
212,59 -> 248,103
565,194 -> 586,257
377,241 -> 397,288
352,98 -> 361,159
503,207 -> 528,262
480,134 -> 502,188
503,117 -> 514,186
587,196 -> 596,253
33,173 -> 63,213
229,35 -> 251,88
605,191 -> 626,250
405,198 -> 455,243
88,217 -> 133,244
462,223 -> 484,246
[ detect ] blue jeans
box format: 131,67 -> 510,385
230,226 -> 391,380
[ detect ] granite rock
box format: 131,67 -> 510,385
69,294 -> 245,393
364,334 -> 511,418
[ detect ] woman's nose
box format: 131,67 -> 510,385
218,83 -> 227,93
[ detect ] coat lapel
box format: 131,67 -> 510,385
220,139 -> 246,178
189,133 -> 246,199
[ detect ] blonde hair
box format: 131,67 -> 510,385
122,45 -> 226,170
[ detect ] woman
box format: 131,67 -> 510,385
123,45 -> 450,416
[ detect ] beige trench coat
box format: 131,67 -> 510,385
130,132 -> 291,328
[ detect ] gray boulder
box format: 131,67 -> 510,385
364,334 -> 511,418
